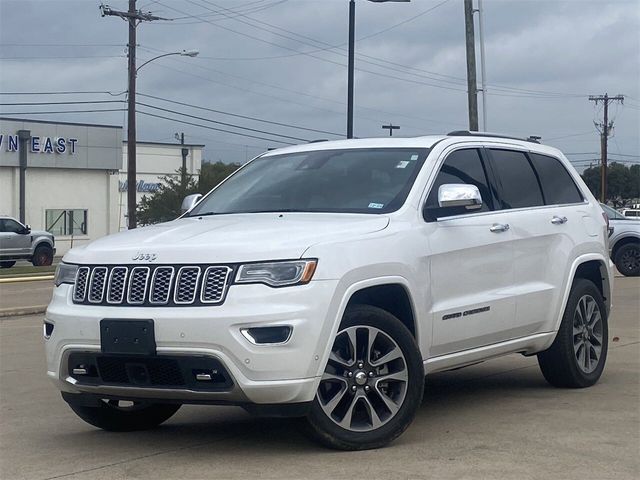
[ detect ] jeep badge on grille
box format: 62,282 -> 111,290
132,252 -> 157,261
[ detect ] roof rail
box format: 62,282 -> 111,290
308,139 -> 329,143
447,130 -> 540,144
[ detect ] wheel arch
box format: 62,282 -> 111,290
555,254 -> 612,334
611,234 -> 640,259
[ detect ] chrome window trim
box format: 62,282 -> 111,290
149,266 -> 175,305
106,267 -> 128,304
87,266 -> 108,304
127,266 -> 151,305
73,266 -> 90,302
200,266 -> 232,304
174,266 -> 202,305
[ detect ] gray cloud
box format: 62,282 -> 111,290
1,0 -> 638,167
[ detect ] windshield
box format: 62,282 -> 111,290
601,204 -> 627,220
188,148 -> 429,216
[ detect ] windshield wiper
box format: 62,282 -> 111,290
186,211 -> 218,217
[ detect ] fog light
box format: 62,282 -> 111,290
43,321 -> 54,339
241,326 -> 292,345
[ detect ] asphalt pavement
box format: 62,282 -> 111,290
0,276 -> 638,480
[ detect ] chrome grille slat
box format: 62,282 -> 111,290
73,267 -> 90,302
174,267 -> 201,304
150,267 -> 175,305
72,265 -> 230,306
107,267 -> 128,304
88,267 -> 108,303
201,266 -> 231,304
127,267 -> 150,304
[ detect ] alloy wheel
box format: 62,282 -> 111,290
572,295 -> 604,374
317,325 -> 408,432
620,247 -> 640,273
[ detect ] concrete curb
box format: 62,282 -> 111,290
0,275 -> 55,284
0,305 -> 47,318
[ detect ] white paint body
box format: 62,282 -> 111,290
45,135 -> 613,405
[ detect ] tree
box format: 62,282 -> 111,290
136,162 -> 241,225
580,162 -> 640,207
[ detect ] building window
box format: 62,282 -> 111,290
46,209 -> 88,236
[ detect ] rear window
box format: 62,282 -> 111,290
529,153 -> 583,205
490,149 -> 544,209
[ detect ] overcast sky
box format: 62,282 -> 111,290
1,0 -> 639,170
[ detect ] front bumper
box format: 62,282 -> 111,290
45,279 -> 339,405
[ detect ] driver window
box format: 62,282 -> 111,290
424,149 -> 494,221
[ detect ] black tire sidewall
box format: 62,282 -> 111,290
614,243 -> 640,277
32,245 -> 53,266
0,261 -> 16,268
539,279 -> 608,388
306,305 -> 424,450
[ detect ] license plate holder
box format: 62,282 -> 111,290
100,319 -> 156,355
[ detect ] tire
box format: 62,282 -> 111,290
0,261 -> 16,269
31,245 -> 53,267
68,399 -> 181,432
305,305 -> 424,450
614,243 -> 640,277
538,279 -> 608,388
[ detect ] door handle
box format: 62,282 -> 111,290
551,216 -> 568,225
490,223 -> 510,233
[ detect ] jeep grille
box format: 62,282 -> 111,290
72,265 -> 233,307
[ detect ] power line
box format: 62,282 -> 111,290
0,100 -> 123,106
137,109 -> 295,145
137,92 -> 342,137
0,108 -> 126,115
0,90 -> 126,96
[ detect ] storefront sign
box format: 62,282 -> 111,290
0,134 -> 78,154
119,180 -> 162,193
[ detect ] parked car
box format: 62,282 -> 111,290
601,204 -> 640,276
0,216 -> 55,268
621,208 -> 640,218
46,132 -> 612,450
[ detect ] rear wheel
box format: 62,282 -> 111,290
0,261 -> 16,269
32,245 -> 53,267
614,243 -> 640,277
538,279 -> 608,388
305,305 -> 424,450
68,399 -> 181,432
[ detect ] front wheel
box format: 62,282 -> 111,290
538,279 -> 608,388
305,305 -> 424,450
614,243 -> 640,277
68,399 -> 181,432
32,245 -> 53,267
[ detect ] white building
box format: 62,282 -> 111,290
1,118 -> 204,256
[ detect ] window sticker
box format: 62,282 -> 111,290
396,161 -> 409,169
410,154 -> 419,161
368,202 -> 384,209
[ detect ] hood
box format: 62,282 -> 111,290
64,213 -> 390,265
31,229 -> 53,237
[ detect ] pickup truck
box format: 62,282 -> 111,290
0,216 -> 56,268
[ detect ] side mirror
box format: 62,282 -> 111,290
181,193 -> 203,214
23,225 -> 31,234
438,184 -> 483,210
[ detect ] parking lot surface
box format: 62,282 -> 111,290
1,276 -> 638,480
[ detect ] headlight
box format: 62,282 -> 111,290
235,259 -> 317,287
54,263 -> 78,287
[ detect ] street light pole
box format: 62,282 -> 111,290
346,0 -> 410,140
126,0 -> 137,229
347,0 -> 356,139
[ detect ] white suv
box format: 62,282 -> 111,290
46,132 -> 612,450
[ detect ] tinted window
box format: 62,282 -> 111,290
0,219 -> 23,233
189,148 -> 428,216
425,149 -> 494,220
529,153 -> 583,205
490,149 -> 544,209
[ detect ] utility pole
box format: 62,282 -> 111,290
176,132 -> 188,189
476,0 -> 487,131
347,0 -> 356,139
382,124 -> 400,136
463,0 -> 478,131
589,93 -> 624,202
100,2 -> 167,229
